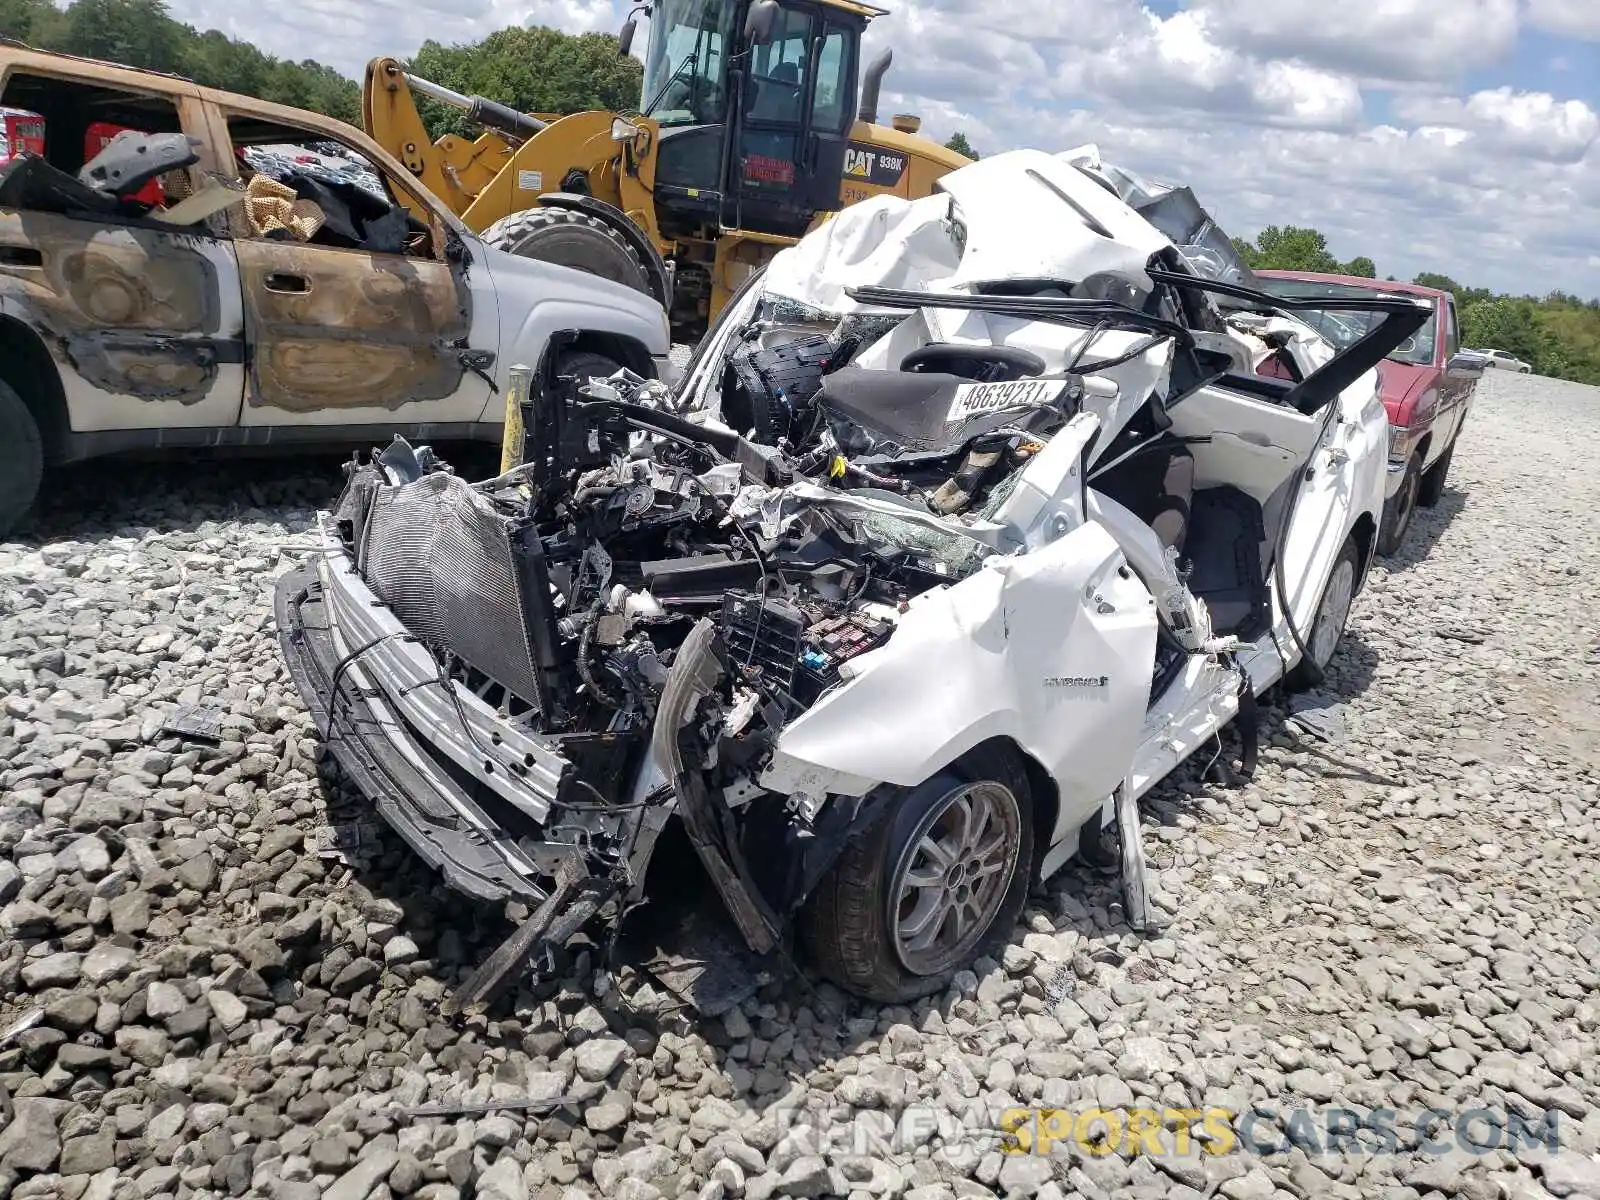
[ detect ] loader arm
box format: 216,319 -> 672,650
362,56 -> 519,222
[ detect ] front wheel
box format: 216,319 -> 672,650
1376,454 -> 1420,557
1286,534 -> 1361,690
801,748 -> 1034,1002
1417,444 -> 1454,507
0,380 -> 44,540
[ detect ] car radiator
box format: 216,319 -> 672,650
357,472 -> 545,713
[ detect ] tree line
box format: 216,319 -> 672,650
1232,225 -> 1600,385
0,0 -> 639,132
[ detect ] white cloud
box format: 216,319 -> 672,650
1524,0 -> 1600,40
1192,0 -> 1520,83
164,0 -> 620,78
1086,9 -> 1364,129
153,0 -> 1599,297
1394,88 -> 1600,162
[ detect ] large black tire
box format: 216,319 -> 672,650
0,380 -> 43,540
481,208 -> 653,298
801,746 -> 1035,1003
1418,444 -> 1454,508
1286,533 -> 1361,691
1376,453 -> 1420,558
556,349 -> 626,388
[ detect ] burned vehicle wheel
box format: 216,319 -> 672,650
0,381 -> 43,540
1288,535 -> 1361,690
802,750 -> 1034,1002
1377,454 -> 1420,557
1418,445 -> 1454,508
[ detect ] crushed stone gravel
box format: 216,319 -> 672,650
0,370 -> 1597,1200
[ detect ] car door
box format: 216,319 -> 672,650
0,67 -> 244,433
213,106 -> 493,429
1433,295 -> 1476,455
732,5 -> 813,221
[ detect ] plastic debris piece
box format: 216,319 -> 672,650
159,703 -> 229,743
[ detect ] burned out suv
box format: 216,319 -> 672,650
0,44 -> 672,537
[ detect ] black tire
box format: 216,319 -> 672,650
801,746 -> 1035,1003
1376,453 -> 1420,557
556,349 -> 627,387
481,207 -> 653,299
0,380 -> 43,540
1417,444 -> 1454,508
1286,533 -> 1361,691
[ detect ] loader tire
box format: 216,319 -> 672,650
481,208 -> 653,299
0,379 -> 43,541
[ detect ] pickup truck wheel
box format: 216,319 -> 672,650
556,349 -> 626,390
0,380 -> 43,540
1287,534 -> 1360,690
801,747 -> 1034,1003
1417,444 -> 1454,508
481,208 -> 653,298
1377,454 -> 1420,557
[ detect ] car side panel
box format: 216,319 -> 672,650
760,521 -> 1159,844
0,209 -> 245,431
233,238 -> 486,422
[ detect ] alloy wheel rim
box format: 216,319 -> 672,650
890,781 -> 1023,976
1310,557 -> 1357,670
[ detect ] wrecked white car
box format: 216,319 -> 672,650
274,148 -> 1428,1011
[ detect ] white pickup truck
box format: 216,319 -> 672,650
0,45 -> 673,537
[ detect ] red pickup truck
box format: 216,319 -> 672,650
1254,271 -> 1483,557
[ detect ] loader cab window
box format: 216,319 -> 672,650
643,0 -> 737,127
810,24 -> 855,133
746,7 -> 811,123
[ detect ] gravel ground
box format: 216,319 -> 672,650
1,369 -> 1598,1200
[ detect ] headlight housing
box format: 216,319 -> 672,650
1388,424 -> 1411,461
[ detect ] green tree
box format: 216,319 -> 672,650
1342,256 -> 1377,278
945,131 -> 978,159
1413,271 -> 1461,297
1460,298 -> 1545,364
0,0 -> 58,43
1243,225 -> 1342,273
407,27 -> 641,138
50,0 -> 182,72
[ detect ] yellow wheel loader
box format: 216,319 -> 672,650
363,0 -> 970,341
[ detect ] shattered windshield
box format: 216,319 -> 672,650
1255,278 -> 1438,367
642,0 -> 737,126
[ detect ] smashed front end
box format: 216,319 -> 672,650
274,335 -> 1051,1006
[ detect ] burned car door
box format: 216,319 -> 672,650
0,69 -> 244,430
217,108 -> 489,426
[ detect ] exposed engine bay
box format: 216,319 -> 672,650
277,146 -> 1429,1012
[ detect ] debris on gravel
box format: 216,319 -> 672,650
1,374 -> 1597,1200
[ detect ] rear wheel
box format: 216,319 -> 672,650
1286,534 -> 1360,690
1417,444 -> 1454,508
0,380 -> 43,540
481,207 -> 654,299
1376,454 -> 1420,557
801,747 -> 1034,1002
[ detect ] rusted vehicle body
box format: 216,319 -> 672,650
0,45 -> 672,536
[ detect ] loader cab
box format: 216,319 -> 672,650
639,0 -> 871,236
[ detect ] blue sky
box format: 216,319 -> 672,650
165,0 -> 1600,297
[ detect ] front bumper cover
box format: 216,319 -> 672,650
274,554 -> 570,904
